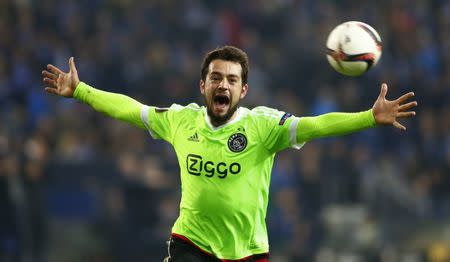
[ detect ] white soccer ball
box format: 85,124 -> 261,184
326,21 -> 382,76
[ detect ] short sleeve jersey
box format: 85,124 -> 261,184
141,103 -> 304,260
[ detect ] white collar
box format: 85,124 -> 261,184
204,107 -> 243,130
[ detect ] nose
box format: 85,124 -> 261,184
218,79 -> 229,89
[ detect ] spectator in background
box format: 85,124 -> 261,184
0,0 -> 448,260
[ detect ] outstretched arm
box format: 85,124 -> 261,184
297,83 -> 417,143
42,57 -> 146,129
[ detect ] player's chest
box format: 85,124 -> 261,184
173,121 -> 267,180
173,124 -> 259,158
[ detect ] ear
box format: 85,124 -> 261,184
200,80 -> 205,95
240,84 -> 249,99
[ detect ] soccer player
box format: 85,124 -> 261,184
42,46 -> 417,261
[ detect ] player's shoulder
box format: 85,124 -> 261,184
165,103 -> 204,121
247,106 -> 297,127
165,103 -> 203,112
182,103 -> 203,111
250,106 -> 286,119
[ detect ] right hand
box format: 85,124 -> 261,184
372,83 -> 417,131
42,57 -> 80,98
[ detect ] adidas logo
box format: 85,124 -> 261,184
188,132 -> 199,142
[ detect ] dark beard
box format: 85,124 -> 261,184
206,101 -> 239,127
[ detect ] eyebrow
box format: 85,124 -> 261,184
210,71 -> 240,78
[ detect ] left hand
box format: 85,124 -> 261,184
372,83 -> 417,131
42,57 -> 80,98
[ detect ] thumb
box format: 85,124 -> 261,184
69,57 -> 77,74
379,83 -> 388,99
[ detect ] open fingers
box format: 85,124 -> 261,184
379,83 -> 388,99
42,70 -> 58,80
393,121 -> 406,131
44,87 -> 59,96
69,57 -> 77,74
43,77 -> 57,88
395,92 -> 415,104
398,101 -> 418,111
397,111 -> 416,118
46,64 -> 64,75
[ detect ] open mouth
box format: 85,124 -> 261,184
213,94 -> 230,108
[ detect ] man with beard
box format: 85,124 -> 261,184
42,46 -> 417,261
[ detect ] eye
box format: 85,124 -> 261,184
229,78 -> 238,84
211,75 -> 221,82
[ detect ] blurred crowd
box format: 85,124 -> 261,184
1,0 -> 450,261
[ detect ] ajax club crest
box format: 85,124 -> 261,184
228,133 -> 247,152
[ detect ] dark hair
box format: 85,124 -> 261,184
200,46 -> 249,85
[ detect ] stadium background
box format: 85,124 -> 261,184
1,0 -> 450,261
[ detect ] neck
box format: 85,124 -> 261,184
211,113 -> 236,127
207,107 -> 240,128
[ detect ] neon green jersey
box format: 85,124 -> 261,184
140,103 -> 303,259
74,82 -> 376,260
